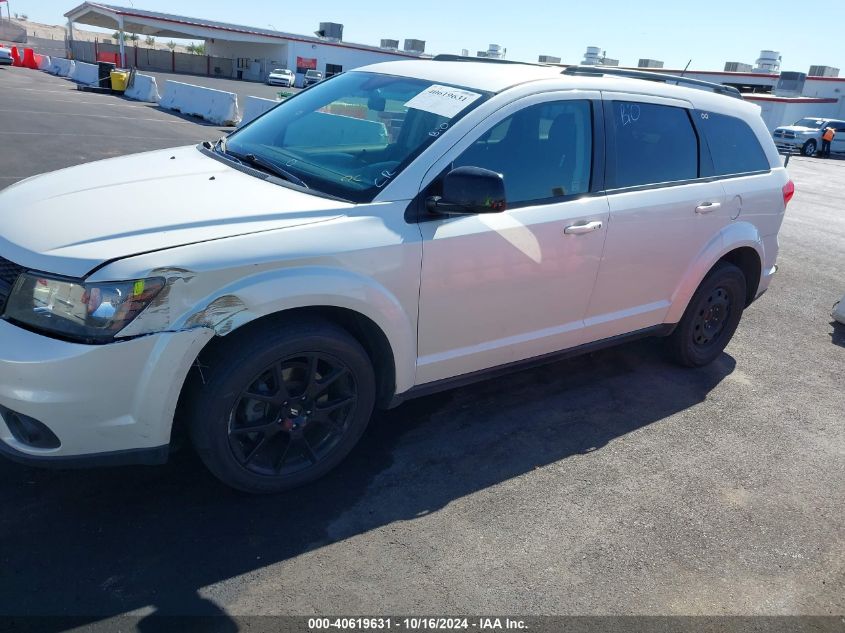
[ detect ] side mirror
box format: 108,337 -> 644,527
426,166 -> 506,215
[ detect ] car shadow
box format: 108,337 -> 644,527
0,339 -> 735,627
830,320 -> 845,347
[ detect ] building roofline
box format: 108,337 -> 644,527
612,66 -> 845,82
64,2 -> 425,58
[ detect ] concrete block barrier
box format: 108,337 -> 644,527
239,95 -> 279,127
49,57 -> 74,77
70,61 -> 99,86
124,72 -> 161,103
160,80 -> 240,126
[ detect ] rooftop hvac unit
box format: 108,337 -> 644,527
582,47 -> 616,66
539,55 -> 561,64
315,22 -> 343,41
380,39 -> 399,50
753,50 -> 781,73
404,39 -> 425,53
483,44 -> 504,59
637,58 -> 664,69
582,46 -> 602,65
724,61 -> 753,72
809,65 -> 839,77
774,71 -> 806,97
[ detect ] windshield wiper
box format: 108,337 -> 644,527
218,144 -> 309,189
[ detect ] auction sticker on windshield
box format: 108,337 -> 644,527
404,85 -> 482,118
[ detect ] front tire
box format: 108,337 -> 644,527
668,262 -> 747,367
187,318 -> 376,494
802,139 -> 817,156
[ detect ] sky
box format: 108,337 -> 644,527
7,0 -> 845,73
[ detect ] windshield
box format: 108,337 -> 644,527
272,69 -> 289,74
224,71 -> 490,202
793,118 -> 825,129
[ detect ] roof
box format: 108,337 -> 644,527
357,60 -> 764,118
356,59 -> 564,93
64,2 -> 425,58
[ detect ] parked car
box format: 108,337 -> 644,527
772,117 -> 845,156
0,47 -> 13,65
303,69 -> 323,87
0,58 -> 790,493
266,68 -> 294,87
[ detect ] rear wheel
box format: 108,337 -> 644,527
668,262 -> 747,367
802,139 -> 817,156
188,319 -> 376,494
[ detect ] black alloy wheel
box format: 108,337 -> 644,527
188,318 -> 376,493
228,353 -> 357,477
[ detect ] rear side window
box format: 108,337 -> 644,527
697,112 -> 770,176
608,101 -> 698,189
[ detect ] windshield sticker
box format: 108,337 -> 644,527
404,85 -> 482,119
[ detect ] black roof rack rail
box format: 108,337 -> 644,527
561,65 -> 743,99
432,54 -> 549,67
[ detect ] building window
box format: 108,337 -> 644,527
325,64 -> 343,77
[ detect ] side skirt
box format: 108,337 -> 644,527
388,323 -> 676,408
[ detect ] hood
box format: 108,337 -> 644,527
0,146 -> 349,278
777,125 -> 819,133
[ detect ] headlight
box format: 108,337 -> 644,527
3,273 -> 165,343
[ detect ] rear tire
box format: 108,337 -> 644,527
668,262 -> 747,368
187,318 -> 376,494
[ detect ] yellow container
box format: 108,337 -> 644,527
110,70 -> 130,92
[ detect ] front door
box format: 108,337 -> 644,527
415,93 -> 609,385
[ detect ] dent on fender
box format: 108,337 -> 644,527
117,267 -> 252,338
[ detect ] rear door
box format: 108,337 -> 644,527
585,94 -> 728,340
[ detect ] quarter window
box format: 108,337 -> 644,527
453,100 -> 593,205
697,111 -> 770,176
609,101 -> 698,189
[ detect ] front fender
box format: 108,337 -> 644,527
185,266 -> 417,394
665,221 -> 765,324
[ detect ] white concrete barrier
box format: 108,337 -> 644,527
160,80 -> 240,126
70,60 -> 99,86
37,55 -> 52,71
50,57 -> 73,77
124,72 -> 160,103
239,96 -> 279,127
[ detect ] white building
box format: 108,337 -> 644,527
64,2 -> 428,85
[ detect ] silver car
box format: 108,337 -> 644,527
0,47 -> 13,65
772,117 -> 845,156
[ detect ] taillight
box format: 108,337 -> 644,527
782,180 -> 795,206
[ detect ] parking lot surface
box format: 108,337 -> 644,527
0,65 -> 843,622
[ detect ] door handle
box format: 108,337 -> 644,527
564,221 -> 603,235
695,202 -> 721,214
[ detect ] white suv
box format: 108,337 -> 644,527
0,58 -> 790,492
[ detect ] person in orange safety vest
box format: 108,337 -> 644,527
820,126 -> 836,158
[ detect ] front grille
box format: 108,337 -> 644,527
773,130 -> 784,138
0,256 -> 25,313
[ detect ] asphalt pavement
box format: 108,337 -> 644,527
0,65 -> 843,624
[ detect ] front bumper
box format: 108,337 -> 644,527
0,319 -> 213,465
